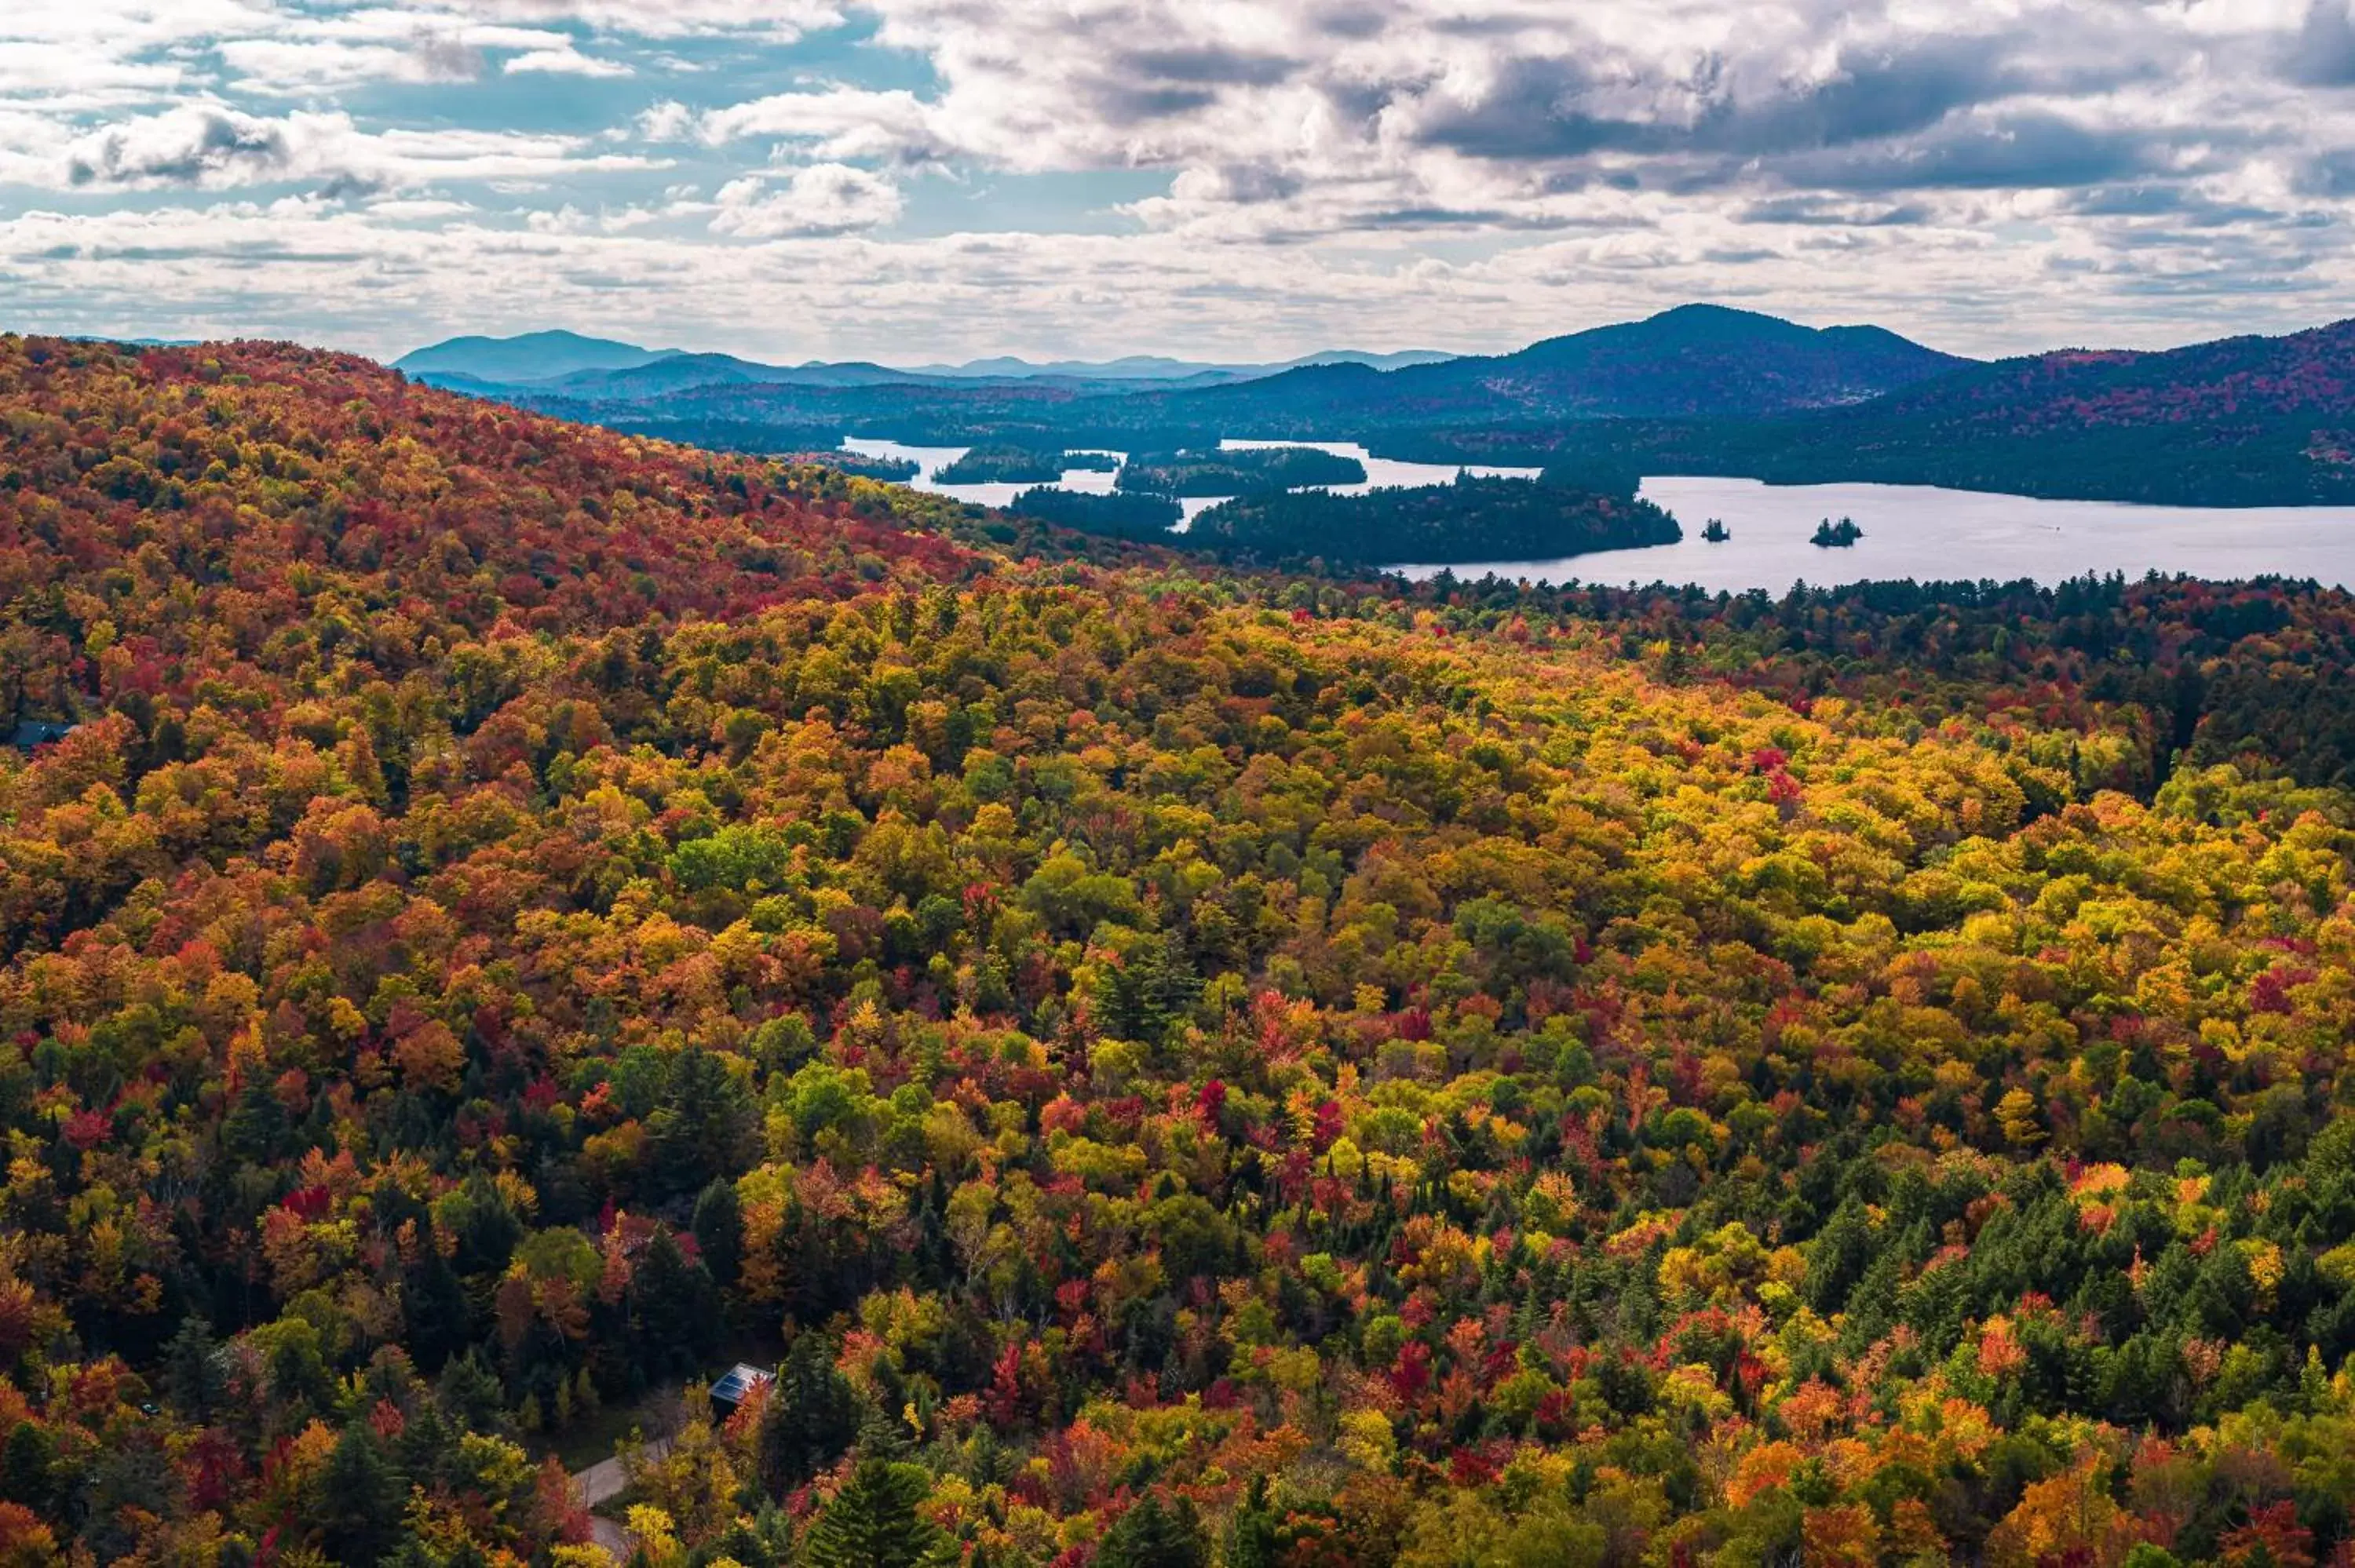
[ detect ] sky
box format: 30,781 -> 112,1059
5,0 -> 2355,366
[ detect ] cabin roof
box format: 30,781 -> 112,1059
710,1363 -> 774,1406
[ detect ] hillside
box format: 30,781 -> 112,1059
2,337 -> 2355,1568
1154,303 -> 1969,429
1404,317 -> 2355,505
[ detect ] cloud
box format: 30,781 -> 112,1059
710,163 -> 904,236
1783,113 -> 2161,194
7,0 -> 2355,363
415,0 -> 845,38
54,106 -> 667,193
2284,1 -> 2355,86
503,46 -> 632,77
693,88 -> 951,164
66,106 -> 297,189
217,36 -> 486,93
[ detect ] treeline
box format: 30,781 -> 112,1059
1116,445 -> 1367,496
1191,474 -> 1683,563
1006,485 -> 1183,541
933,446 -> 1119,484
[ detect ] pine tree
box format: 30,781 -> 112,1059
648,1045 -> 755,1198
692,1177 -> 745,1289
632,1223 -> 721,1377
758,1335 -> 860,1497
436,1349 -> 509,1435
404,1221 -> 472,1372
314,1424 -> 407,1565
798,1457 -> 947,1568
1097,1493 -> 1210,1568
1225,1476 -> 1281,1568
161,1315 -> 228,1420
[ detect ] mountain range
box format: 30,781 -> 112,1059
399,305 -> 2355,507
394,330 -> 1457,396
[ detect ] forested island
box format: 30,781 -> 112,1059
930,444 -> 1095,483
1116,444 -> 1367,495
788,450 -> 919,481
1006,484 -> 1182,541
1190,473 -> 1683,563
1812,516 -> 1865,546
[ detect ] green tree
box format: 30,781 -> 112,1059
633,1224 -> 721,1377
648,1045 -> 757,1198
161,1315 -> 229,1420
313,1424 -> 408,1565
798,1457 -> 947,1568
692,1177 -> 745,1289
1225,1477 -> 1283,1568
758,1335 -> 860,1497
1097,1493 -> 1210,1568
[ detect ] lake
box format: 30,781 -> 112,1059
838,441 -> 2355,589
842,437 -> 1540,527
1393,476 -> 2355,591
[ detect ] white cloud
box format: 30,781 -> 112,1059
637,100 -> 696,140
503,45 -> 631,76
695,86 -> 950,163
410,0 -> 845,39
710,162 -> 904,235
7,0 -> 2355,360
53,104 -> 667,192
217,36 -> 485,92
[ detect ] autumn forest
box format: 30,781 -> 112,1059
1,336 -> 2353,1568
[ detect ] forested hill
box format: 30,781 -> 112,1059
1408,315 -> 2355,505
0,337 -> 978,665
1141,303 -> 1970,431
2,335 -> 2355,1568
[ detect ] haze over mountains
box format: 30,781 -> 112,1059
395,331 -> 1457,396
396,304 -> 2355,508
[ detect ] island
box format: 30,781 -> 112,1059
1702,518 -> 1731,542
933,445 -> 1093,484
783,450 -> 918,481
1188,474 -> 1682,563
1008,486 -> 1183,542
1811,516 -> 1864,547
1116,446 -> 1368,496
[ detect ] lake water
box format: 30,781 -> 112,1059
838,440 -> 2355,590
842,436 -> 1540,528
841,438 -> 1128,512
1393,476 -> 2355,592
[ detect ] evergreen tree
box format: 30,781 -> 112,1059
1,1420 -> 58,1519
1097,1493 -> 1210,1568
758,1334 -> 860,1497
221,1078 -> 288,1165
313,1424 -> 408,1565
1225,1476 -> 1281,1568
632,1223 -> 721,1376
161,1314 -> 229,1420
647,1045 -> 755,1198
692,1177 -> 745,1289
404,1221 -> 472,1372
798,1457 -> 947,1568
436,1349 -> 509,1435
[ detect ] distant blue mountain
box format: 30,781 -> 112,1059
392,332 -> 1460,399
394,330 -> 683,385
910,350 -> 1457,381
